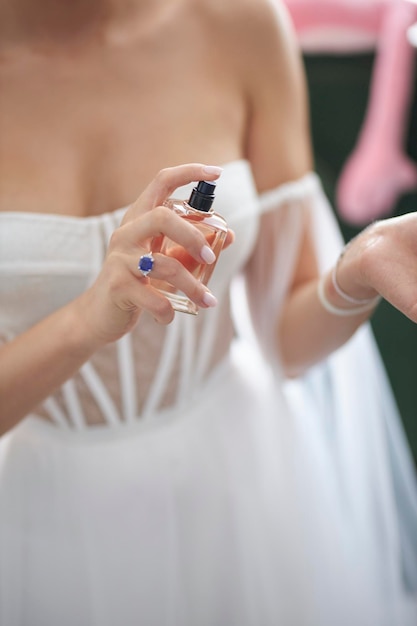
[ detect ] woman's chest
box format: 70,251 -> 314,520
0,161 -> 260,338
0,47 -> 246,216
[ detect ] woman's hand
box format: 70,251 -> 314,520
0,163 -> 234,431
75,163 -> 231,347
335,212 -> 417,323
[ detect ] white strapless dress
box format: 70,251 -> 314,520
0,160 -> 416,626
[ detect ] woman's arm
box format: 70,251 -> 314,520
241,0 -> 417,376
0,164 -> 223,434
277,223 -> 377,376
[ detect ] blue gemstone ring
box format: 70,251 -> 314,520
138,252 -> 155,277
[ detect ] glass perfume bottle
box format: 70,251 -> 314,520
150,180 -> 227,315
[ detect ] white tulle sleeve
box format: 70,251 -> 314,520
241,172 -> 322,366
232,172 -> 417,598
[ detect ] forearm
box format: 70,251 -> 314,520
279,208 -> 417,376
278,271 -> 376,377
0,298 -> 100,435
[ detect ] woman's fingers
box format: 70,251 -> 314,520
223,229 -> 235,250
123,163 -> 223,222
105,246 -> 217,323
86,163 -> 228,338
118,274 -> 177,325
115,206 -> 218,265
136,252 -> 217,310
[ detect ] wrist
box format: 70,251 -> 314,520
64,294 -> 108,358
332,259 -> 379,305
335,231 -> 380,302
318,272 -> 380,317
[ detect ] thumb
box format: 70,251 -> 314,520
129,163 -> 223,217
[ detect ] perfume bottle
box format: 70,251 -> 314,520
150,180 -> 227,315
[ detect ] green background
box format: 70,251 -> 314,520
304,53 -> 417,466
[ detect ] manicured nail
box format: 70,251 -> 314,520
202,291 -> 218,307
200,244 -> 216,264
202,165 -> 223,176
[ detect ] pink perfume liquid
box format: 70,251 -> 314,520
150,182 -> 227,315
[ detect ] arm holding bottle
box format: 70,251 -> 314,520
0,164 -> 226,435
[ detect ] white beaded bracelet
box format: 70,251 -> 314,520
317,274 -> 381,317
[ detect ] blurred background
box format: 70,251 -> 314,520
284,0 -> 417,465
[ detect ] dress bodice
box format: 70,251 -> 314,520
0,160 -> 261,428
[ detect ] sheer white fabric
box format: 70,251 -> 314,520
0,160 -> 416,625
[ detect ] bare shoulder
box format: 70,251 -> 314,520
196,0 -> 287,28
195,0 -> 296,63
200,0 -> 312,190
185,0 -> 312,190
183,0 -> 301,96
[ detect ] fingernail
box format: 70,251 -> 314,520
202,165 -> 223,176
202,291 -> 218,307
200,244 -> 216,264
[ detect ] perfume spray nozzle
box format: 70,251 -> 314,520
188,180 -> 216,212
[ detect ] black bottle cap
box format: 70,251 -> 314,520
188,180 -> 216,212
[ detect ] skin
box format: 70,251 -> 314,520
0,0 -> 417,434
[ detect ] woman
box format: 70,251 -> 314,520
0,0 -> 416,624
